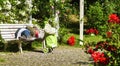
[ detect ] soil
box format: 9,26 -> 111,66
0,46 -> 93,66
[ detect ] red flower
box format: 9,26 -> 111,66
91,51 -> 109,65
94,29 -> 99,35
87,47 -> 95,54
106,31 -> 112,38
108,14 -> 120,23
89,28 -> 95,34
99,57 -> 109,65
91,51 -> 101,63
85,28 -> 99,35
67,36 -> 75,46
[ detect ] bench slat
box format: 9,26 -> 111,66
0,24 -> 33,26
0,29 -> 18,32
0,32 -> 15,34
0,24 -> 33,29
0,24 -> 33,41
0,26 -> 26,29
1,35 -> 15,38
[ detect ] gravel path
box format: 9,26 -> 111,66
0,46 -> 92,66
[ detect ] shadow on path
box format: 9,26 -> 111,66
73,60 -> 94,66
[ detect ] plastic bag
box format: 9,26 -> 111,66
46,35 -> 57,48
44,24 -> 56,34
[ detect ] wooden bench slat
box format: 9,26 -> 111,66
0,24 -> 33,41
0,24 -> 45,53
1,35 -> 15,39
0,26 -> 26,29
0,24 -> 33,26
0,24 -> 33,29
0,29 -> 18,32
0,32 -> 15,34
1,35 -> 15,38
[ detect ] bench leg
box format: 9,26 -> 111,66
18,42 -> 23,53
42,40 -> 46,48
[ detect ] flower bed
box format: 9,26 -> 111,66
85,13 -> 120,66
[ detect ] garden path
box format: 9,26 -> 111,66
0,46 -> 93,66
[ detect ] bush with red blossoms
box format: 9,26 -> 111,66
85,13 -> 120,66
87,46 -> 110,65
67,36 -> 75,46
91,51 -> 109,65
106,14 -> 120,66
85,28 -> 99,35
86,41 -> 120,66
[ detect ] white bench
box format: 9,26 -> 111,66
0,24 -> 45,53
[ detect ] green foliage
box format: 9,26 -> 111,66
86,0 -> 116,35
86,2 -> 104,31
31,41 -> 42,49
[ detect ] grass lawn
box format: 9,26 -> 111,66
60,33 -> 105,48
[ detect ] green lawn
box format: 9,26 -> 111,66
60,33 -> 105,47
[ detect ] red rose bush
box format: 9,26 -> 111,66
67,36 -> 75,46
85,28 -> 99,35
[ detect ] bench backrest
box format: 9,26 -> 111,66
0,24 -> 33,41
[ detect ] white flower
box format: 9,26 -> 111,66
4,12 -> 9,16
19,10 -> 26,16
0,6 -> 2,10
10,17 -> 14,20
6,4 -> 12,10
15,0 -> 21,5
10,19 -> 13,22
25,0 -> 33,8
3,0 -> 12,10
14,20 -> 18,23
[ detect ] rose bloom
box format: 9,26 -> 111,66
67,36 -> 75,46
108,14 -> 120,23
109,14 -> 119,22
91,51 -> 101,63
91,51 -> 109,65
87,47 -> 94,54
85,28 -> 98,35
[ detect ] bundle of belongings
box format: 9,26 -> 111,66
44,23 -> 58,53
15,24 -> 57,53
15,25 -> 45,41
